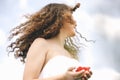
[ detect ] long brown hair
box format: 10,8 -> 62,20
7,3 -> 82,63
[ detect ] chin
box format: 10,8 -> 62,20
69,33 -> 76,37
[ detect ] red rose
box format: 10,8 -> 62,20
75,66 -> 90,72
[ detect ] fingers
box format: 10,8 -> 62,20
81,77 -> 87,80
68,67 -> 86,79
86,70 -> 92,78
81,74 -> 88,80
82,70 -> 93,80
74,70 -> 85,79
76,70 -> 85,76
89,71 -> 93,75
67,67 -> 93,80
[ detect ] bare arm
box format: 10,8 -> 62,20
23,38 -> 48,80
23,38 -> 65,80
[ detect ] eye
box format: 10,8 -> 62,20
66,16 -> 75,24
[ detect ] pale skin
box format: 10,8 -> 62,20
23,12 -> 92,80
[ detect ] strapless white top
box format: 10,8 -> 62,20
39,55 -> 80,79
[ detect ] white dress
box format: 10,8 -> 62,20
39,55 -> 80,79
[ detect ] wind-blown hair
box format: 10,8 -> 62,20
7,3 -> 82,63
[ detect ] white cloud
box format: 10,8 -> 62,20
19,0 -> 28,9
73,8 -> 120,80
0,56 -> 24,80
94,14 -> 120,39
91,68 -> 120,80
1,0 -> 120,80
73,8 -> 120,40
0,29 -> 6,46
63,0 -> 78,6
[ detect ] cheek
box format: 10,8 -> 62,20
69,25 -> 75,32
63,23 -> 76,36
67,26 -> 76,36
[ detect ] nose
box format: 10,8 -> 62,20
73,20 -> 77,27
73,24 -> 77,29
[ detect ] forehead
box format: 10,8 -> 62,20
63,11 -> 72,18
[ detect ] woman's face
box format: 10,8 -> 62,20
62,12 -> 77,37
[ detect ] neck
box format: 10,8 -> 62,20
50,32 -> 67,47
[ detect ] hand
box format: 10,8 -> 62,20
81,70 -> 92,80
63,67 -> 86,80
76,66 -> 92,80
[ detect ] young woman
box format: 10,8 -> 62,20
8,3 -> 92,80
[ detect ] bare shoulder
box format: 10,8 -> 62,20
29,38 -> 49,49
26,38 -> 48,57
32,38 -> 48,45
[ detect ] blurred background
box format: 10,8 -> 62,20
0,0 -> 120,80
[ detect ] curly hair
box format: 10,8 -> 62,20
7,3 -> 84,63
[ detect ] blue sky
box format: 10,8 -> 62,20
0,0 -> 120,80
